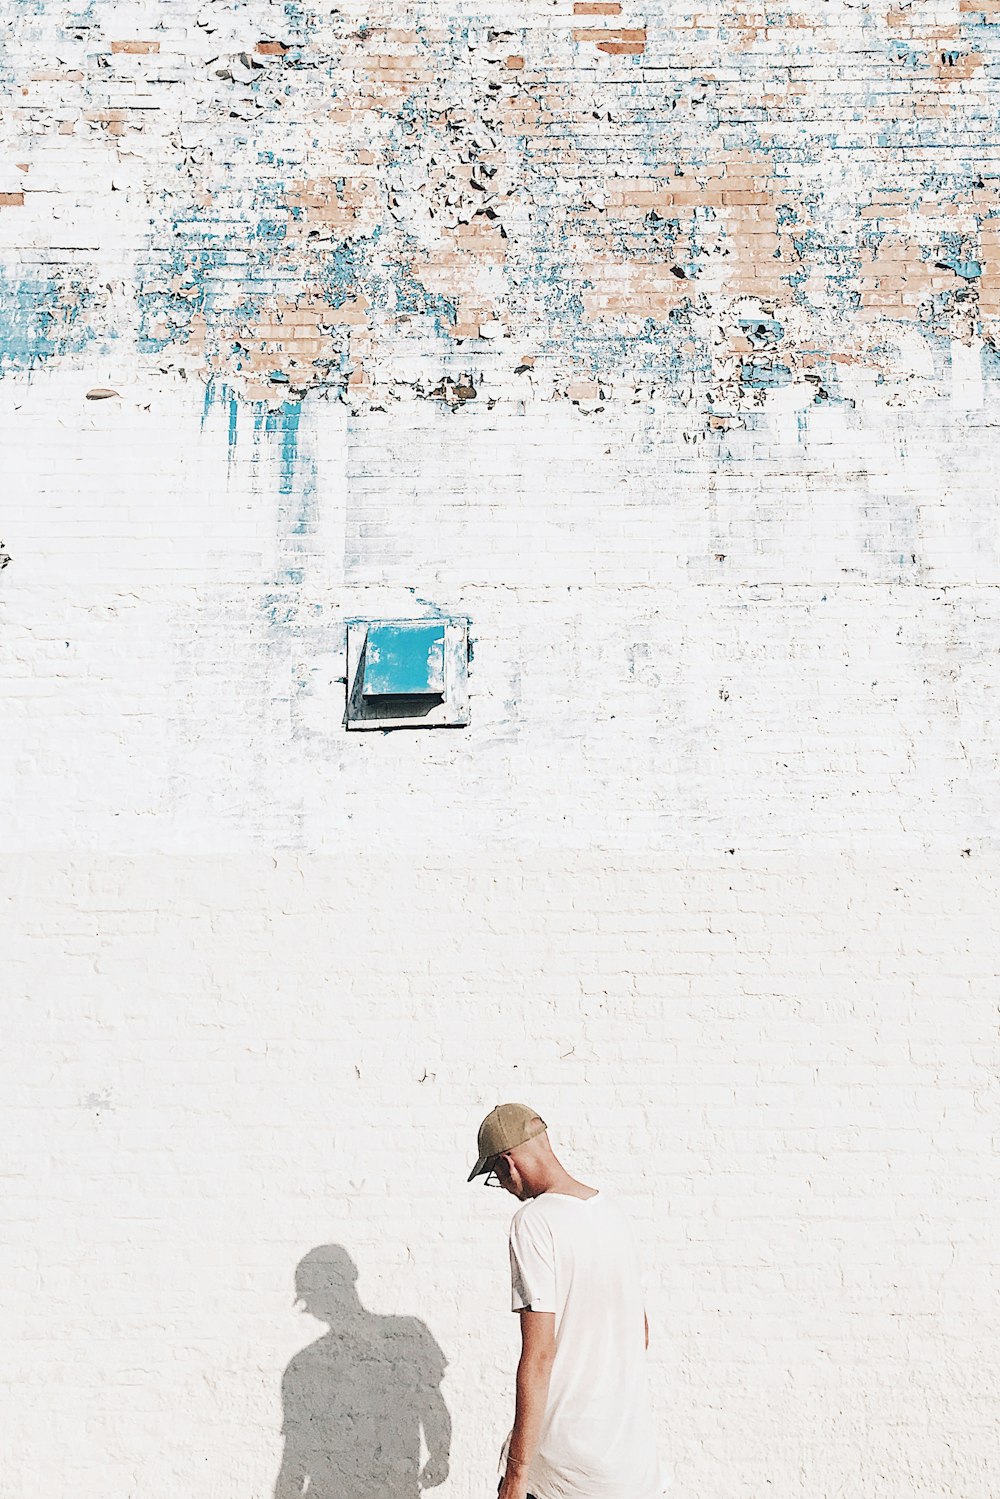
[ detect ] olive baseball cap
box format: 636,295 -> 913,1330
468,1102 -> 547,1181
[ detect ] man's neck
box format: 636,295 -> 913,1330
531,1164 -> 597,1200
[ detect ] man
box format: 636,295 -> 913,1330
469,1103 -> 664,1499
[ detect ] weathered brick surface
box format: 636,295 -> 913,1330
2,0 -> 999,408
2,3 -> 1000,1498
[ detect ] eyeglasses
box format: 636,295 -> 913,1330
483,1166 -> 504,1188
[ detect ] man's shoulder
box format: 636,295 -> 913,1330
509,1193 -> 560,1240
509,1196 -> 541,1232
512,1188 -> 612,1230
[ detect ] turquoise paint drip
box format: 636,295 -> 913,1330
199,379 -> 242,471
262,400 -> 316,582
266,399 -> 302,498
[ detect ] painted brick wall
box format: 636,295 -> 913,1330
2,2 -> 1000,1498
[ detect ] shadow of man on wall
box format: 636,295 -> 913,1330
275,1244 -> 452,1499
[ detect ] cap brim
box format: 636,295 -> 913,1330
467,1154 -> 493,1183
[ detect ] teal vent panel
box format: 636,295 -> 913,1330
362,622 -> 446,697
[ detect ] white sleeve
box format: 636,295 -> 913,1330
509,1209 -> 557,1313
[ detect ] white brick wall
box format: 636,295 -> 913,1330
3,385 -> 1000,1498
2,850 -> 999,1498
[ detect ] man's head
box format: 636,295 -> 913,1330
468,1102 -> 553,1199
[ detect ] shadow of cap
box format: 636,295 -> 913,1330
295,1245 -> 360,1301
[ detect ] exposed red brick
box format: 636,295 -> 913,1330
573,27 -> 647,40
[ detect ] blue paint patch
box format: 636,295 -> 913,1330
936,256 -> 981,280
739,317 -> 784,346
135,246 -> 238,353
0,268 -> 100,369
362,623 -> 446,696
253,218 -> 287,241
741,360 -> 792,389
319,234 -> 378,309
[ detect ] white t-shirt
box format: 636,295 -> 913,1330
504,1191 -> 664,1499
